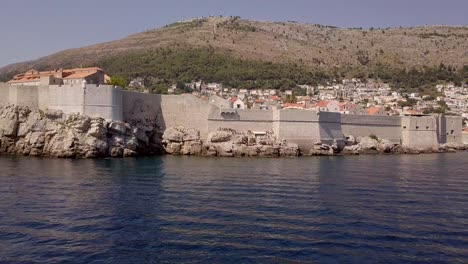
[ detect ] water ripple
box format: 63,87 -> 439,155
0,153 -> 467,263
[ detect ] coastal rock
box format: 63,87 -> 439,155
162,127 -> 203,155
308,143 -> 335,156
0,106 -> 19,136
108,121 -> 128,134
439,142 -> 467,151
182,128 -> 200,142
0,104 -> 163,158
162,127 -> 185,142
207,128 -> 236,143
345,135 -> 356,146
377,139 -> 394,153
162,127 -> 300,157
357,137 -> 379,151
279,143 -> 300,157
182,141 -> 203,155
342,144 -> 361,155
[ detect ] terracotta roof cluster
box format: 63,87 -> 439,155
8,67 -> 104,84
367,107 -> 383,116
315,100 -> 330,108
339,102 -> 358,111
283,103 -> 305,109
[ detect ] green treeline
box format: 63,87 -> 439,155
2,48 -> 465,94
98,48 -> 467,93
98,48 -> 332,90
370,63 -> 467,93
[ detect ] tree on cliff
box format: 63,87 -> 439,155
107,76 -> 128,88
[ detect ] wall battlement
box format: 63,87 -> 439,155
0,83 -> 463,151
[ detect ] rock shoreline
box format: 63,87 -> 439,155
162,127 -> 467,158
0,105 -> 466,159
162,127 -> 300,157
0,105 -> 163,158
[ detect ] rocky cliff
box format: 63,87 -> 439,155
162,127 -> 467,157
162,127 -> 300,157
0,105 -> 163,158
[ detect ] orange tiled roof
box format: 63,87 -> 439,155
347,103 -> 358,109
315,100 -> 329,108
283,103 -> 304,109
8,67 -> 104,84
367,107 -> 382,116
63,71 -> 98,79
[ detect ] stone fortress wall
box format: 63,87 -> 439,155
341,115 -> 402,143
0,83 -> 464,151
3,84 -> 122,120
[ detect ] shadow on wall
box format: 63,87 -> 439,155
122,92 -> 165,130
318,111 -> 344,146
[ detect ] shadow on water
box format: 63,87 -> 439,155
0,153 -> 467,263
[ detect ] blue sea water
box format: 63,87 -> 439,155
0,153 -> 467,264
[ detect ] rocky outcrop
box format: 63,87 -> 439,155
162,127 -> 203,156
308,140 -> 340,156
162,127 -> 300,157
340,136 -> 467,155
437,142 -> 467,153
0,105 -> 163,158
341,137 -> 399,155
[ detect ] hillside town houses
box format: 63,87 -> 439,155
169,79 -> 467,123
7,67 -> 467,123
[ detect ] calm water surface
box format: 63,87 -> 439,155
0,153 -> 467,263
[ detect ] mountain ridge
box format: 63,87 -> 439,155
1,17 -> 467,87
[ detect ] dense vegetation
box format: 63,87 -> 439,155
371,63 -> 468,95
98,48 -> 467,94
98,48 -> 333,91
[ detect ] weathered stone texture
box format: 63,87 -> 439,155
0,105 -> 163,158
162,127 -> 300,157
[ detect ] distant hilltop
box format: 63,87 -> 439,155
1,16 -> 467,91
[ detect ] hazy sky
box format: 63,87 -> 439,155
1,0 -> 467,67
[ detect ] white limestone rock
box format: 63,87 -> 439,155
0,104 -> 163,158
377,139 -> 394,153
207,128 -> 236,143
0,106 -> 19,136
182,128 -> 200,142
280,143 -> 300,157
162,127 -> 185,142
